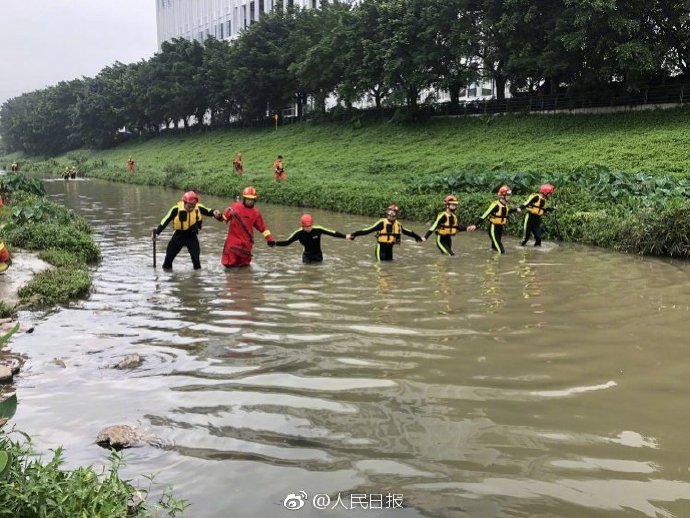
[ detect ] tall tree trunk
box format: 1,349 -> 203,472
495,76 -> 507,101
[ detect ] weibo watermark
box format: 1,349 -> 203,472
283,491 -> 404,511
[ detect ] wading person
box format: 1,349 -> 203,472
220,186 -> 275,268
474,185 -> 520,254
272,214 -> 346,264
422,195 -> 476,255
153,191 -> 221,270
347,204 -> 422,262
126,156 -> 136,173
520,183 -> 556,247
232,152 -> 244,176
273,155 -> 287,182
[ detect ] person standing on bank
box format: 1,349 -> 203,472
520,183 -> 556,247
422,195 -> 476,255
232,152 -> 244,176
347,204 -> 422,262
220,186 -> 275,268
272,214 -> 347,264
474,185 -> 520,254
273,155 -> 287,182
153,191 -> 221,270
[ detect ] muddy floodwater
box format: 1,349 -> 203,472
6,178 -> 690,517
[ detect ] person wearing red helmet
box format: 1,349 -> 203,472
153,191 -> 221,270
347,204 -> 422,261
220,186 -> 275,267
473,185 -> 521,254
422,195 -> 476,255
271,213 -> 346,264
519,183 -> 556,247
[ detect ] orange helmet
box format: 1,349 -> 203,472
387,204 -> 399,213
539,183 -> 555,196
444,195 -> 458,205
497,185 -> 512,196
182,191 -> 199,204
242,186 -> 258,200
300,214 -> 314,227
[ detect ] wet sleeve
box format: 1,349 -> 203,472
401,226 -> 423,242
197,204 -> 216,217
315,226 -> 346,239
156,206 -> 178,234
350,220 -> 383,238
474,202 -> 496,227
521,195 -> 538,210
424,213 -> 444,239
276,229 -> 301,247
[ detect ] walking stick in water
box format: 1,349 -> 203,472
152,228 -> 157,268
552,209 -> 563,241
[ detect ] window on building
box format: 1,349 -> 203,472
219,23 -> 224,39
226,20 -> 232,37
468,86 -> 477,97
311,0 -> 317,8
198,31 -> 204,42
482,87 -> 493,97
259,0 -> 265,15
287,0 -> 294,8
459,88 -> 467,98
242,5 -> 247,28
250,2 -> 255,22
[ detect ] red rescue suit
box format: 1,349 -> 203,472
221,201 -> 274,267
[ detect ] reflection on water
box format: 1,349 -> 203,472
7,178 -> 690,517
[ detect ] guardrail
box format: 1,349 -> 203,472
432,83 -> 688,116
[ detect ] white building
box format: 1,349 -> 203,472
156,0 -> 506,106
156,0 -> 324,47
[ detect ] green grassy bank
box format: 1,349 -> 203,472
6,107 -> 690,257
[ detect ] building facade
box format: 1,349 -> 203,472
156,0 -> 323,47
155,0 -> 506,106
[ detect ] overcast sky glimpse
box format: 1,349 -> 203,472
0,1 -> 158,106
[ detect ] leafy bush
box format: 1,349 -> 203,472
3,223 -> 99,264
0,173 -> 45,199
18,267 -> 91,306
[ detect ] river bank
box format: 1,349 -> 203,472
5,108 -> 690,257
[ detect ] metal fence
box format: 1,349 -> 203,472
432,83 -> 688,117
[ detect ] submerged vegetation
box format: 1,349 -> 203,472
7,108 -> 690,258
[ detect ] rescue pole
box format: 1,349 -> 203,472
152,228 -> 157,268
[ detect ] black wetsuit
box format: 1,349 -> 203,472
423,211 -> 468,256
520,193 -> 554,246
156,203 -> 216,269
351,218 -> 422,261
275,226 -> 346,263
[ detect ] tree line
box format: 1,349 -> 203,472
1,0 -> 688,156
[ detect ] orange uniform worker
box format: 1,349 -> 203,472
126,156 -> 136,173
220,186 -> 275,267
273,155 -> 287,181
0,241 -> 12,273
232,152 -> 244,176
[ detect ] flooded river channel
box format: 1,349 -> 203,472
6,178 -> 690,517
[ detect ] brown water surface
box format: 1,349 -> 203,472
6,178 -> 690,517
